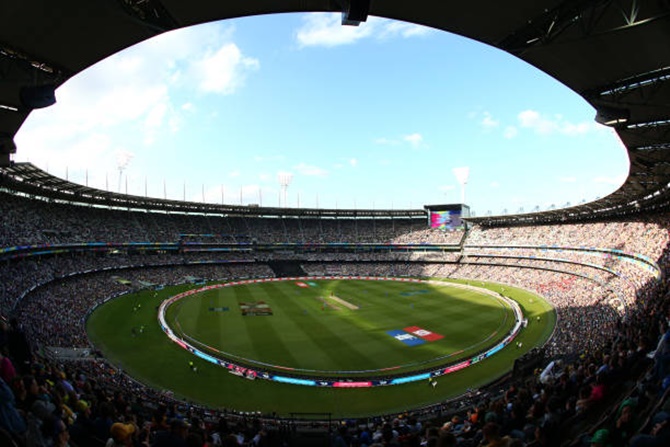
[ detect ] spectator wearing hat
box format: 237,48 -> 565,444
69,400 -> 96,447
608,398 -> 636,447
588,428 -> 610,447
106,421 -> 136,447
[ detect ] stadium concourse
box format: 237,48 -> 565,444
0,185 -> 669,447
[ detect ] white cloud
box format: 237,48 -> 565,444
296,13 -> 374,47
22,133 -> 115,186
593,175 -> 626,185
192,43 -> 260,94
379,21 -> 433,39
14,22 -> 261,179
143,102 -> 169,145
376,133 -> 428,149
518,110 -> 555,134
560,121 -> 593,136
167,115 -> 180,134
481,112 -> 499,130
332,158 -> 358,169
404,133 -> 423,148
53,70 -> 170,132
294,162 -> 328,177
490,181 -> 500,188
295,13 -> 432,48
439,185 -> 456,191
517,109 -> 596,136
503,126 -> 518,139
374,137 -> 400,146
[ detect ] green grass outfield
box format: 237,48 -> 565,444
87,277 -> 555,418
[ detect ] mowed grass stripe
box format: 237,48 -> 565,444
191,289 -> 211,346
334,281 -> 507,339
169,279 -> 516,373
254,285 -> 338,369
225,284 -> 302,368
190,282 -> 362,370
225,283 -> 284,364
324,284 -> 448,367
296,281 -> 451,369
259,282 -> 384,371
175,290 -> 240,350
290,284 -> 428,370
330,281 -> 515,362
334,284 -> 437,330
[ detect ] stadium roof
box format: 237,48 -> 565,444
0,162 -> 426,218
1,1 -> 669,224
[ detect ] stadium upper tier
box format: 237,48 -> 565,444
1,1 -> 670,225
0,182 -> 463,246
0,162 -> 426,219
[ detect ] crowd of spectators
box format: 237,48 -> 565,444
0,252 -> 267,313
0,192 -> 440,246
465,218 -> 668,262
12,263 -> 273,349
1,191 -> 670,446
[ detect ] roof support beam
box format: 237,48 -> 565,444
497,0 -> 669,56
340,0 -> 371,26
115,0 -> 179,33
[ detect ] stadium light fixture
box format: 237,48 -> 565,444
594,106 -> 629,127
0,103 -> 19,112
278,173 -> 293,208
452,167 -> 470,204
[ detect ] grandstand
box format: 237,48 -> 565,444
0,165 -> 668,446
1,2 -> 670,447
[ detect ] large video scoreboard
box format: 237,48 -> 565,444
424,204 -> 470,230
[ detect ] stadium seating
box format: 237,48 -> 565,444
1,190 -> 669,447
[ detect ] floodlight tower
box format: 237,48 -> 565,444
117,167 -> 124,193
278,173 -> 293,208
452,167 -> 470,204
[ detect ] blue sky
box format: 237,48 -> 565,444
14,13 -> 629,216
